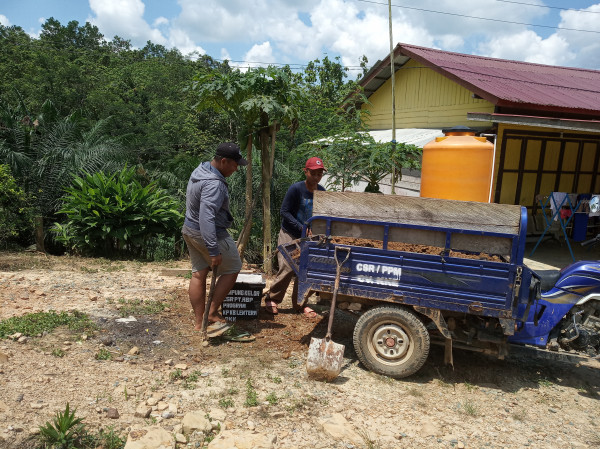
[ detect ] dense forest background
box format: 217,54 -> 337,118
0,19 -> 417,268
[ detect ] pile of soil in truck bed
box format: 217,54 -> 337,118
331,237 -> 503,262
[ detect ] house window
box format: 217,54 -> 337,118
495,129 -> 600,208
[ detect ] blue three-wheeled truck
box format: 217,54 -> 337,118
279,192 -> 600,378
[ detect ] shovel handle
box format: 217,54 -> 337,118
325,247 -> 351,340
200,265 -> 218,341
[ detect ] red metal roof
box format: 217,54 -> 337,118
365,43 -> 600,117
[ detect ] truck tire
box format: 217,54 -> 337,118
353,306 -> 430,378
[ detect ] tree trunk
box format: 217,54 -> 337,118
260,113 -> 273,274
237,133 -> 254,259
34,215 -> 45,253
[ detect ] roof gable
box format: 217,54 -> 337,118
361,43 -> 600,117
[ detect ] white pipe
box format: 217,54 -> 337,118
481,133 -> 497,203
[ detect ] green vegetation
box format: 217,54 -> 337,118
39,402 -> 85,448
170,368 -> 183,381
219,398 -> 234,409
52,348 -> 66,358
0,311 -> 95,339
0,19 -> 413,266
52,167 -> 183,258
271,375 -> 282,384
244,378 -> 259,407
460,399 -> 479,417
0,164 -> 33,249
265,392 -> 278,405
39,403 -> 125,449
95,348 -> 112,361
183,370 -> 203,389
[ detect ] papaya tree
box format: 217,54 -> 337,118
190,66 -> 305,273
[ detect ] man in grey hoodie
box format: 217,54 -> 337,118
182,142 -> 247,337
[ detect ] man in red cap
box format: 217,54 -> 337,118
263,157 -> 326,317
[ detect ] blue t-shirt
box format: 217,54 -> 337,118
280,181 -> 326,239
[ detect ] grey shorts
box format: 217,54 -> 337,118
182,226 -> 242,275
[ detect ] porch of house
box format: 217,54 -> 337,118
525,235 -> 600,270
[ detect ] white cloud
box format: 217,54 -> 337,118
81,0 -> 600,72
220,48 -> 232,62
475,3 -> 600,69
555,3 -> 600,68
479,31 -> 575,66
168,27 -> 205,57
242,42 -> 276,70
153,17 -> 169,27
0,14 -> 10,26
88,0 -> 166,46
306,0 -> 434,69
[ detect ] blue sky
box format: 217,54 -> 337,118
1,0 -> 599,76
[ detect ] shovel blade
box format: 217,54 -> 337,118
306,337 -> 345,381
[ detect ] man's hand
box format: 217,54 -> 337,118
211,254 -> 222,267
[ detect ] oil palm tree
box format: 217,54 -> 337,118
0,96 -> 125,251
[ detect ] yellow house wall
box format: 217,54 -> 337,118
363,58 -> 494,130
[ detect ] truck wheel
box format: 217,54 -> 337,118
353,306 -> 430,378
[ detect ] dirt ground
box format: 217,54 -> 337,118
0,251 -> 599,449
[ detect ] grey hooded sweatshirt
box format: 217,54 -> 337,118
183,161 -> 233,257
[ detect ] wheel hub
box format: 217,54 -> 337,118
372,324 -> 410,360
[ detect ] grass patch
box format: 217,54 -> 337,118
0,311 -> 96,338
170,368 -> 183,382
95,348 -> 112,360
537,377 -> 553,388
285,397 -> 309,414
358,429 -> 382,449
183,370 -> 203,389
460,399 -> 479,417
117,298 -> 166,317
245,378 -> 259,407
219,398 -> 234,409
82,426 -> 124,449
51,348 -> 65,358
266,392 -> 278,405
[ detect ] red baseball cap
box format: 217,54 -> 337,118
305,157 -> 326,171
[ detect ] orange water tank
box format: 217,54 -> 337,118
419,126 -> 494,202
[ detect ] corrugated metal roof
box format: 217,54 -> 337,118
361,43 -> 600,117
367,128 -> 443,147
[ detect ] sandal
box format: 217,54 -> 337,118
264,299 -> 279,315
206,321 -> 232,337
222,328 -> 255,342
299,306 -> 318,318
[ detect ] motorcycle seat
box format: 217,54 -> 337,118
534,269 -> 561,292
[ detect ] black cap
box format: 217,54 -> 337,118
215,142 -> 248,166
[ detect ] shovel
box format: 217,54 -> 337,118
306,246 -> 351,381
200,265 -> 218,343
